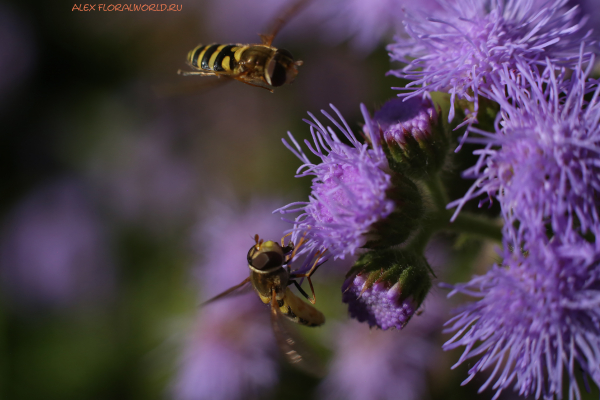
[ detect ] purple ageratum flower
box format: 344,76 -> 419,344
448,54 -> 600,238
319,292 -> 447,400
444,236 -> 600,400
444,55 -> 600,399
375,96 -> 438,141
276,104 -> 396,260
342,274 -> 415,330
388,0 -> 593,122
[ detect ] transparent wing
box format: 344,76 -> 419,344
259,0 -> 312,46
269,290 -> 326,377
200,277 -> 253,307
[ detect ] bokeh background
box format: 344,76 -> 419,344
1,0 -> 598,399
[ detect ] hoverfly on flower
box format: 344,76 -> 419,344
201,234 -> 326,372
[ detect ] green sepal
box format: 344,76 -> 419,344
454,96 -> 500,133
382,108 -> 449,179
346,249 -> 433,307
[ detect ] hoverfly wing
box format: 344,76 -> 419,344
200,276 -> 252,307
260,0 -> 313,46
269,290 -> 326,377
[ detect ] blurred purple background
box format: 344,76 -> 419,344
1,0 -> 587,399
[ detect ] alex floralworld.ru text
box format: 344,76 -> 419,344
72,4 -> 182,11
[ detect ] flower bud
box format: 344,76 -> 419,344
342,249 -> 433,330
374,97 -> 447,178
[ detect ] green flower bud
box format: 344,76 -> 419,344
374,97 -> 448,179
342,249 -> 433,329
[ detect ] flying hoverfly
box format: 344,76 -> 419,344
178,0 -> 309,92
202,234 -> 326,372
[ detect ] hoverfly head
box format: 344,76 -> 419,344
248,240 -> 284,273
265,48 -> 301,87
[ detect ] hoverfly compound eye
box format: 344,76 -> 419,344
266,57 -> 287,87
266,49 -> 297,87
247,247 -> 255,266
251,251 -> 284,271
248,240 -> 284,272
276,48 -> 293,59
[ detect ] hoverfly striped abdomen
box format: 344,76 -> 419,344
187,44 -> 244,73
277,288 -> 325,327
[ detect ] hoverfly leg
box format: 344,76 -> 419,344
270,288 -> 278,313
281,232 -> 295,262
177,69 -> 218,77
289,279 -> 312,302
280,232 -> 293,248
285,233 -> 307,264
289,249 -> 326,304
231,76 -> 274,92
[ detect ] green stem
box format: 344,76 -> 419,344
424,173 -> 449,212
410,171 -> 502,256
407,222 -> 436,255
408,210 -> 503,255
449,212 -> 503,243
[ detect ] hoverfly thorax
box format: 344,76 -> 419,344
265,49 -> 303,87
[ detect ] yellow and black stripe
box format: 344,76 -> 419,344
187,44 -> 247,73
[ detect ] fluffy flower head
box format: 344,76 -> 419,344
445,55 -> 600,400
276,105 -> 396,259
389,0 -> 592,121
445,238 -> 600,400
449,55 -> 600,239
